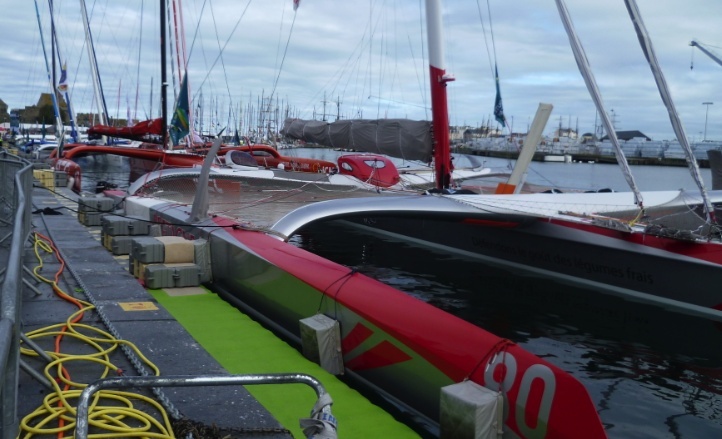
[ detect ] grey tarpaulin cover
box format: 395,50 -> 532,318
281,118 -> 433,162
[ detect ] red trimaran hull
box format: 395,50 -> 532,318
53,143 -> 337,193
153,0 -> 602,436
136,202 -> 606,438
90,0 -> 607,435
218,219 -> 607,438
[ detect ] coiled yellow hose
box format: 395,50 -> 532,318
19,232 -> 174,438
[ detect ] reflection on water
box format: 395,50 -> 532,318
76,155 -> 133,193
290,220 -> 722,438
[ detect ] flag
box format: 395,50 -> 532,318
170,72 -> 190,146
57,62 -> 68,93
493,65 -> 506,127
293,0 -> 300,11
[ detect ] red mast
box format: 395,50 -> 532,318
425,0 -> 455,190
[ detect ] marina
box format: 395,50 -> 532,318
3,0 -> 722,437
6,146 -> 721,438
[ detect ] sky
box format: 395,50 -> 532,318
2,0 -> 722,141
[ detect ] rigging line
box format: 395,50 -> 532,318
185,0 -> 207,63
191,0 -> 252,104
417,0 -> 427,119
267,5 -> 298,112
368,95 -> 429,110
486,0 -> 500,72
474,0 -> 495,79
208,0 -> 237,126
407,34 -> 426,119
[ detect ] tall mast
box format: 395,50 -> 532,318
33,0 -> 65,147
555,0 -> 643,208
160,0 -> 168,148
425,0 -> 455,190
79,0 -> 109,126
49,0 -> 79,143
624,0 -> 715,225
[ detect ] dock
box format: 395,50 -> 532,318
461,148 -> 712,168
1,153 -> 419,438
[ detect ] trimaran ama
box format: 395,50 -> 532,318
105,0 -> 609,437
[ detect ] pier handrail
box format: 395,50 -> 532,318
0,150 -> 34,439
75,373 -> 337,439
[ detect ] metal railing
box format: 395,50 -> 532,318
76,373 -> 336,439
0,151 -> 33,439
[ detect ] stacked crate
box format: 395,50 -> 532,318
33,169 -> 68,190
77,194 -> 211,289
129,236 -> 211,289
100,215 -> 152,255
77,195 -> 116,226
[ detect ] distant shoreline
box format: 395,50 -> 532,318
455,147 -> 710,168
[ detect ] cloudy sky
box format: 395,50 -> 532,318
3,0 -> 722,141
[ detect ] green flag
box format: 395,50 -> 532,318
170,73 -> 190,146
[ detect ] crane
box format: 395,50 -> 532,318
690,40 -> 722,69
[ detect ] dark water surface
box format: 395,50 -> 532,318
289,220 -> 722,438
76,149 -> 722,438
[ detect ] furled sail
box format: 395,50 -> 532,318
281,118 -> 433,162
87,118 -> 163,142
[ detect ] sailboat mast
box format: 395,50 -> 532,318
425,0 -> 455,190
555,0 -> 644,208
49,1 -> 79,143
623,0 -> 715,225
33,0 -> 65,147
160,0 -> 168,148
79,0 -> 109,126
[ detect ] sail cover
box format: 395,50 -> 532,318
281,118 -> 433,162
88,118 -> 163,141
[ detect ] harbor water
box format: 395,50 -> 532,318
72,148 -> 722,438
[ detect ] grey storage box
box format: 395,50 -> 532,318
192,239 -> 212,283
127,216 -> 151,235
53,171 -> 68,187
144,263 -> 202,289
102,215 -> 132,236
131,237 -> 165,264
79,211 -> 103,226
78,196 -> 115,213
110,235 -> 133,255
102,215 -> 151,236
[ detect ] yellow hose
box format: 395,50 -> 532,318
19,233 -> 174,438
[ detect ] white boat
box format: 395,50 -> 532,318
542,153 -> 572,163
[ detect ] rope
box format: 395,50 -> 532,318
191,0 -> 253,104
465,338 -> 515,392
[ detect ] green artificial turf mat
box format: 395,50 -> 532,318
149,288 -> 420,438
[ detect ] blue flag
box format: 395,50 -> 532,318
57,62 -> 68,93
170,73 -> 190,146
493,65 -> 506,127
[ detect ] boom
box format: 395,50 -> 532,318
690,40 -> 722,69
